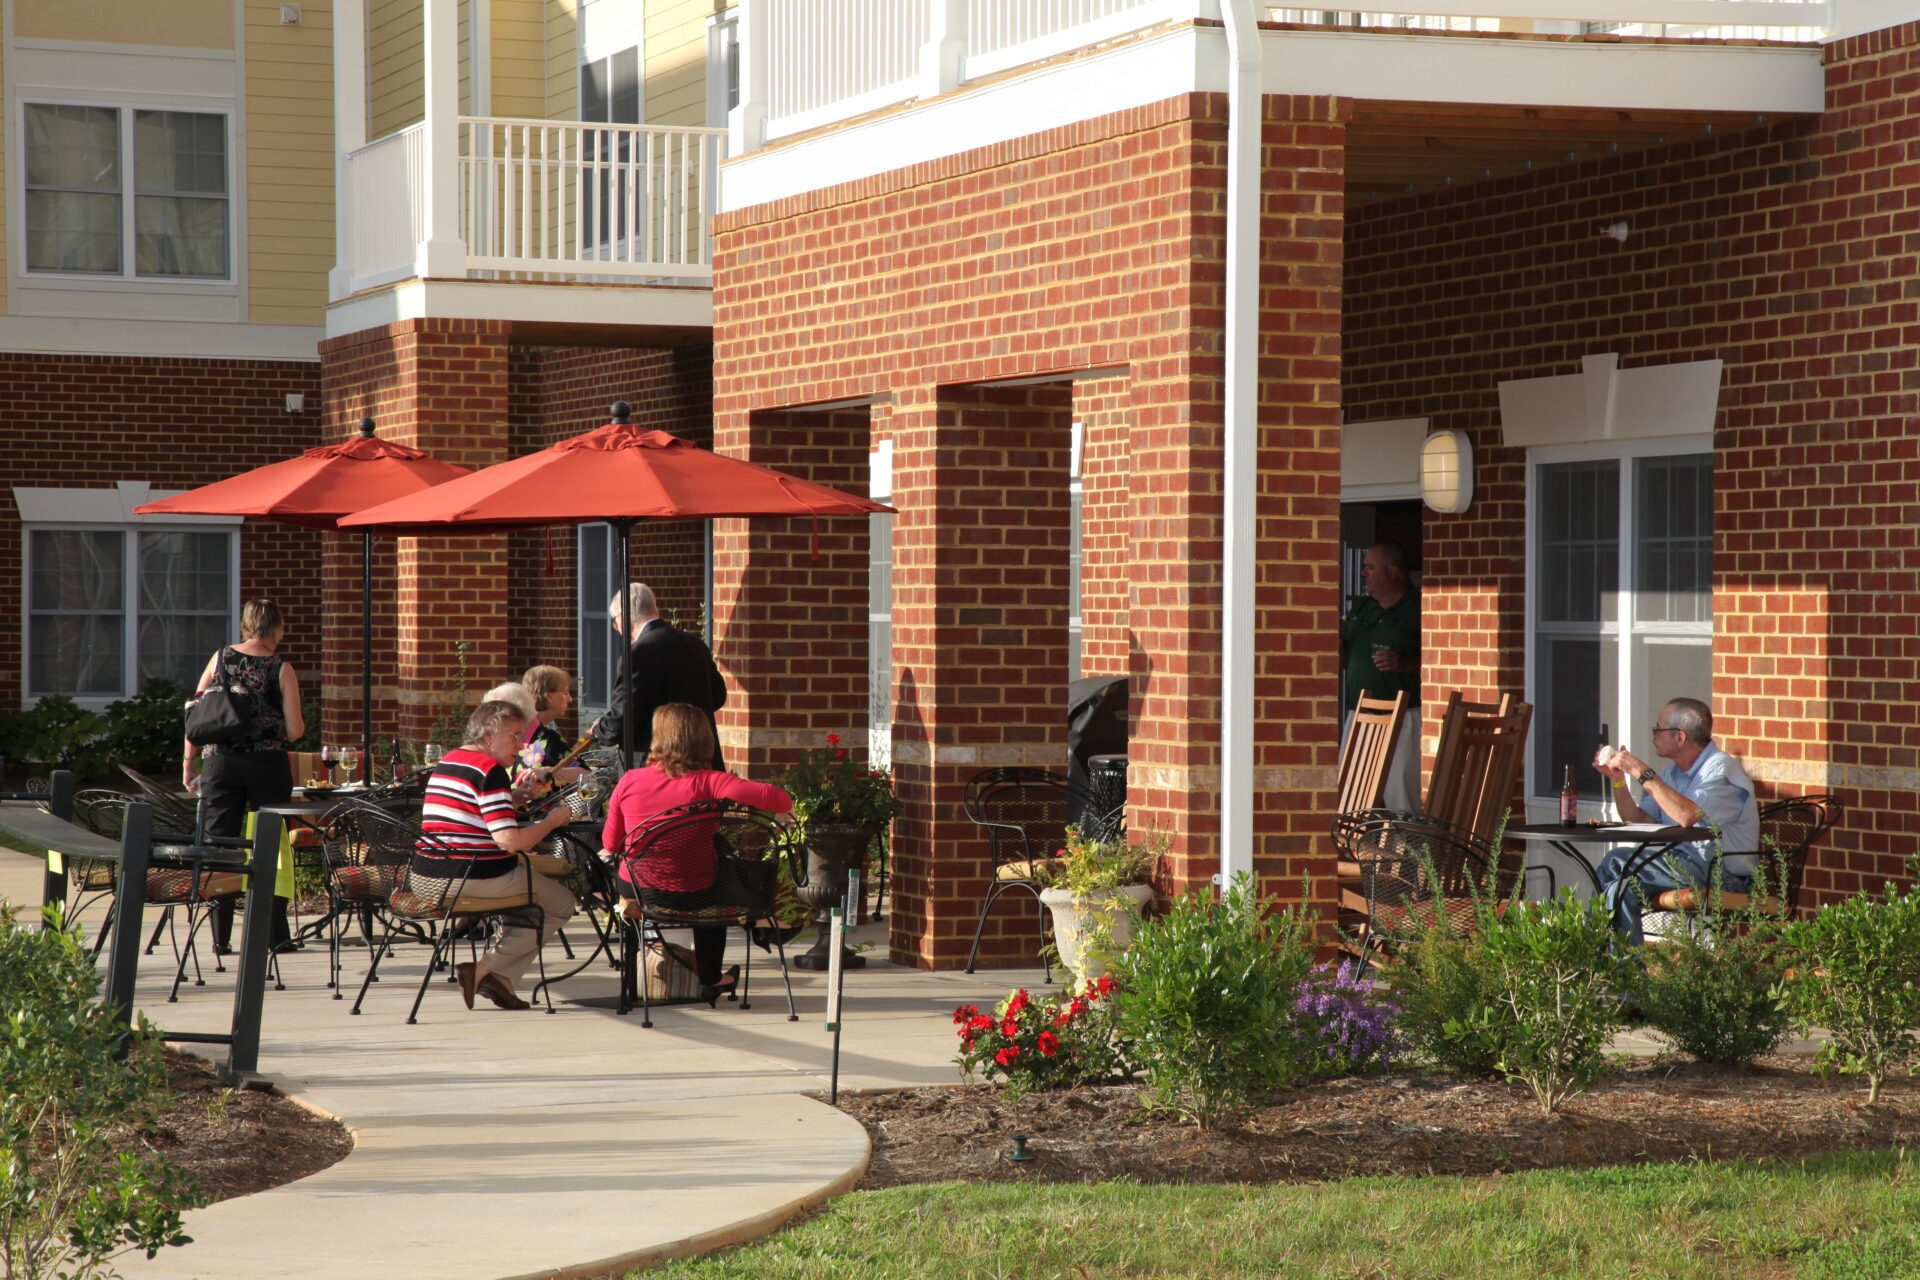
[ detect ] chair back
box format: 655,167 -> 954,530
961,767 -> 1098,866
620,800 -> 797,912
1335,690 -> 1408,815
1754,794 -> 1841,914
114,765 -> 200,837
1423,692 -> 1532,843
1344,811 -> 1496,944
319,799 -> 418,903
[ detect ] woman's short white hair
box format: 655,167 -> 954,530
607,583 -> 657,627
480,682 -> 537,720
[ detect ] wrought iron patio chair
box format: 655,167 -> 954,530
613,800 -> 800,1028
346,804 -> 556,1022
313,797 -> 417,1003
1618,794 -> 1842,931
961,767 -> 1108,980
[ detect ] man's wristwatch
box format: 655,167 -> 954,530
1637,767 -> 1657,784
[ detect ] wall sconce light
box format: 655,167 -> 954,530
285,393 -> 305,414
1420,429 -> 1474,514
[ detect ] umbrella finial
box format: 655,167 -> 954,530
610,400 -> 632,424
358,416 -> 376,438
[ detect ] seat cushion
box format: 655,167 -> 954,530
996,858 -> 1063,883
390,884 -> 535,917
1652,887 -> 1780,913
146,867 -> 246,901
617,898 -> 743,927
330,864 -> 401,902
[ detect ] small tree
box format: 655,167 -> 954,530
1,905 -> 203,1279
1782,863 -> 1920,1105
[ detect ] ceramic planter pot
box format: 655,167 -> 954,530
793,822 -> 878,971
1040,883 -> 1155,984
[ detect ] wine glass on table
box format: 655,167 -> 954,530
319,744 -> 337,788
423,743 -> 443,770
340,746 -> 362,787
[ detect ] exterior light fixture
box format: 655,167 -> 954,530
1420,429 -> 1474,514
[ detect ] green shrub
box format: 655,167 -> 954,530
1114,872 -> 1316,1131
1782,866 -> 1920,1104
0,904 -> 203,1279
98,681 -> 190,778
1637,856 -> 1794,1066
2,696 -> 109,779
1385,857 -> 1508,1078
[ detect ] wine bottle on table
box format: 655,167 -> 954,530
390,736 -> 404,784
1559,764 -> 1580,827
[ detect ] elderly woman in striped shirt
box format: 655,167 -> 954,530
418,700 -> 577,1011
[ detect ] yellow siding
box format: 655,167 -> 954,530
370,0 -> 424,137
645,0 -> 716,126
491,0 -> 548,120
18,0 -> 233,48
246,0 -> 335,326
545,0 -> 578,122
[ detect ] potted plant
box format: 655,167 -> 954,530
1038,824 -> 1163,983
782,732 -> 900,970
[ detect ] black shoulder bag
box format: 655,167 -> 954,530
184,649 -> 253,747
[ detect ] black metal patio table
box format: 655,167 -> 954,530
529,820 -> 624,1000
1504,821 -> 1713,895
0,775 -> 281,1085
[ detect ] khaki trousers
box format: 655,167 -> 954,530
452,860 -> 578,988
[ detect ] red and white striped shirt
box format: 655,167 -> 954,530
417,747 -> 520,879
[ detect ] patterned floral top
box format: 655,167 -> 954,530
200,647 -> 290,757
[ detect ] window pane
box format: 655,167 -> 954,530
1636,454 -> 1713,624
30,615 -> 124,697
134,195 -> 228,277
578,524 -> 613,713
30,530 -> 123,610
24,104 -> 118,189
139,614 -> 228,691
25,190 -> 121,273
139,531 -> 230,612
1537,460 -> 1619,624
610,47 -> 641,123
1534,636 -> 1619,802
134,111 -> 226,195
581,58 -> 609,122
1633,638 -> 1712,766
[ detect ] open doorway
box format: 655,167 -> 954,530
1339,500 -> 1423,712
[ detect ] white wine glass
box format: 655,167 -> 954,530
340,746 -> 362,785
423,742 -> 444,768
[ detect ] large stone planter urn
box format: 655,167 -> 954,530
1040,884 -> 1155,984
791,822 -> 877,971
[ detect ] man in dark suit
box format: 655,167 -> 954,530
589,584 -> 728,769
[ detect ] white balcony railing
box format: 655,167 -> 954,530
462,119 -> 725,280
733,0 -> 1829,150
342,124 -> 426,291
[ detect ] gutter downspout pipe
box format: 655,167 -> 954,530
1218,0 -> 1262,892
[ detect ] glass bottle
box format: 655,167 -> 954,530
1559,764 -> 1580,826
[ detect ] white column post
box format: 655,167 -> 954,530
418,0 -> 466,278
330,0 -> 368,300
728,0 -> 769,155
919,0 -> 967,100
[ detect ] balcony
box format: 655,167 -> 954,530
722,0 -> 1835,211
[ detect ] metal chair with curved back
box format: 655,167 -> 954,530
1632,793 -> 1842,922
961,767 -> 1105,980
614,799 -> 801,1027
347,804 -> 556,1023
314,797 -> 418,1005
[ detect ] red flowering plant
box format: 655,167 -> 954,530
953,976 -> 1130,1098
782,732 -> 899,830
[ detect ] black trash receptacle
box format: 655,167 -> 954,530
1067,675 -> 1128,826
1086,754 -> 1128,832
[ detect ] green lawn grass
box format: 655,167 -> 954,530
642,1149 -> 1920,1279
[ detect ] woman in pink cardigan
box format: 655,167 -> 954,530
601,703 -> 792,1002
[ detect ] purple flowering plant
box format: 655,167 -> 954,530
1288,961 -> 1400,1077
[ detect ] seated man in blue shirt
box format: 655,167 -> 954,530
1591,697 -> 1761,944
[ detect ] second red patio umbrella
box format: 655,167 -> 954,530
136,418 -> 473,781
341,401 -> 894,766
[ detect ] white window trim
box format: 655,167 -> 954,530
18,494 -> 242,711
14,94 -> 239,289
705,9 -> 739,130
1522,434 -> 1714,816
575,522 -> 621,720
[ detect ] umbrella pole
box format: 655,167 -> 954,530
617,519 -> 634,771
362,528 -> 374,785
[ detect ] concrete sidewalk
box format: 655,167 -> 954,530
1,847 -> 1015,1279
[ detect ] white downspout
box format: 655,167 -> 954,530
1218,0 -> 1262,892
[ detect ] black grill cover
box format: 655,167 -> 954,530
1067,674 -> 1129,826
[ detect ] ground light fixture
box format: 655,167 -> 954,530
1420,428 -> 1475,514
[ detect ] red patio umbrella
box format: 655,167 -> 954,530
340,401 -> 894,766
135,418 -> 473,781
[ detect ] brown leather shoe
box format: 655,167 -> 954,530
477,973 -> 531,1011
456,962 -> 478,1010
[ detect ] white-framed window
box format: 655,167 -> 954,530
576,523 -> 622,719
706,10 -> 740,129
1069,421 -> 1084,680
22,102 -> 231,281
23,524 -> 238,705
1527,440 -> 1714,810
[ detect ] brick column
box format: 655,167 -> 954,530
887,382 -> 1074,969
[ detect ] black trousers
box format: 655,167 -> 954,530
200,750 -> 293,948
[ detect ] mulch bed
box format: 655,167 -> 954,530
838,1054 -> 1920,1189
123,1050 -> 353,1202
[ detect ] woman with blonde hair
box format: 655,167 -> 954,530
519,665 -> 587,785
601,703 -> 791,1003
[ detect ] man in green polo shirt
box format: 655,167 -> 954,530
1340,542 -> 1421,811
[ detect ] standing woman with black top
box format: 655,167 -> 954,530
183,598 -> 305,952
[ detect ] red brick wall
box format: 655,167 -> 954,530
0,353 -> 324,716
713,93 -> 1347,967
1343,24 -> 1920,902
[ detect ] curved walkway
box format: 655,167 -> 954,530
0,849 -> 1014,1279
